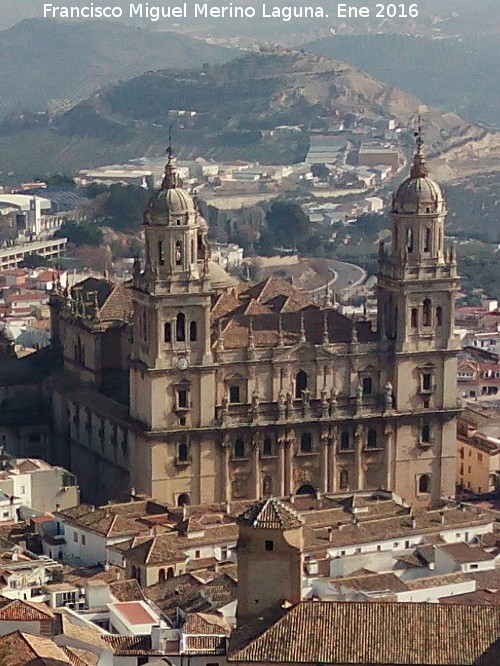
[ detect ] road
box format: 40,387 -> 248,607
308,259 -> 366,300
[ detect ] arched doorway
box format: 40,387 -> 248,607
296,484 -> 315,496
177,493 -> 191,506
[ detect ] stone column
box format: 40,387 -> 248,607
354,425 -> 363,490
328,427 -> 337,493
277,437 -> 286,498
221,436 -> 232,503
252,433 -> 261,500
385,423 -> 395,491
320,429 -> 329,493
284,435 -> 294,496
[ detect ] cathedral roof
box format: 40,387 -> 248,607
392,142 -> 444,215
71,277 -> 133,322
237,498 -> 303,530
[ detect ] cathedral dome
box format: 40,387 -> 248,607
392,149 -> 445,215
143,155 -> 195,224
146,186 -> 195,217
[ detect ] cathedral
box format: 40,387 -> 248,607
43,140 -> 459,507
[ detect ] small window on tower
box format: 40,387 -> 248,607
176,313 -> 186,342
175,241 -> 182,265
158,241 -> 165,266
178,390 -> 188,409
340,431 -> 350,451
422,373 -> 432,392
190,321 -> 197,342
164,322 -> 172,343
229,385 -> 240,404
300,432 -> 313,453
436,307 -> 443,327
265,540 -> 274,552
422,424 -> 431,443
406,228 -> 414,253
411,308 -> 418,328
423,299 -> 432,326
362,376 -> 372,395
424,227 -> 431,252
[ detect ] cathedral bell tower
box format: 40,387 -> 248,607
377,127 -> 460,504
130,149 -> 213,431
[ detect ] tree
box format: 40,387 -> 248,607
266,201 -> 310,250
55,220 -> 104,246
103,184 -> 151,231
45,174 -> 76,189
19,253 -> 50,269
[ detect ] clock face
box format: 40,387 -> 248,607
177,358 -> 189,371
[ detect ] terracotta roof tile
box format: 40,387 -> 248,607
237,498 -> 303,530
228,601 -> 500,665
184,635 -> 227,655
0,630 -> 74,665
0,597 -> 54,621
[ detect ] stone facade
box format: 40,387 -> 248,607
45,146 -> 460,507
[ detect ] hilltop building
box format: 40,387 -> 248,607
3,139 -> 460,507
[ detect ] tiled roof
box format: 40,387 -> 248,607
102,635 -> 159,656
440,588 -> 500,606
0,597 -> 54,621
184,635 -> 227,655
237,498 -> 303,530
109,578 -> 145,602
125,535 -> 185,566
0,630 -> 77,665
183,612 -> 231,635
438,543 -> 494,563
228,601 -> 500,665
61,646 -> 99,666
331,571 -> 408,594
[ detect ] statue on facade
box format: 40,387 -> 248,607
384,381 -> 394,411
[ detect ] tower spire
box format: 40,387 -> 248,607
410,115 -> 428,179
162,126 -> 179,189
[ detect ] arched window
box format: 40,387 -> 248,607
164,322 -> 172,343
167,567 -> 175,579
340,431 -> 350,451
295,370 -> 308,399
158,568 -> 166,583
176,313 -> 186,341
190,321 -> 197,342
339,469 -> 349,490
263,437 -> 273,456
367,429 -> 377,448
411,308 -> 418,328
424,227 -> 431,252
234,438 -> 245,459
423,299 -> 432,327
419,474 -> 430,494
422,424 -> 431,443
175,240 -> 182,266
178,442 -> 189,462
406,228 -> 414,253
158,240 -> 165,265
436,306 -> 443,327
177,493 -> 190,506
297,484 -> 315,496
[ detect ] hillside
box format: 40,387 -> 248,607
0,49 -> 485,178
0,19 -> 234,118
304,35 -> 500,127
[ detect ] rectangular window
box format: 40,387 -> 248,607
265,540 -> 274,552
300,432 -> 312,453
229,385 -> 240,403
178,390 -> 188,409
422,373 -> 432,391
195,550 -> 201,558
73,532 -> 78,543
81,535 -> 86,546
158,241 -> 164,265
469,564 -> 479,570
362,376 -> 372,395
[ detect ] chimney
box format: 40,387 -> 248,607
183,504 -> 188,520
226,501 -> 231,515
440,510 -> 445,525
316,490 -> 322,501
90,506 -> 95,513
412,518 -> 417,530
290,495 -> 295,504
